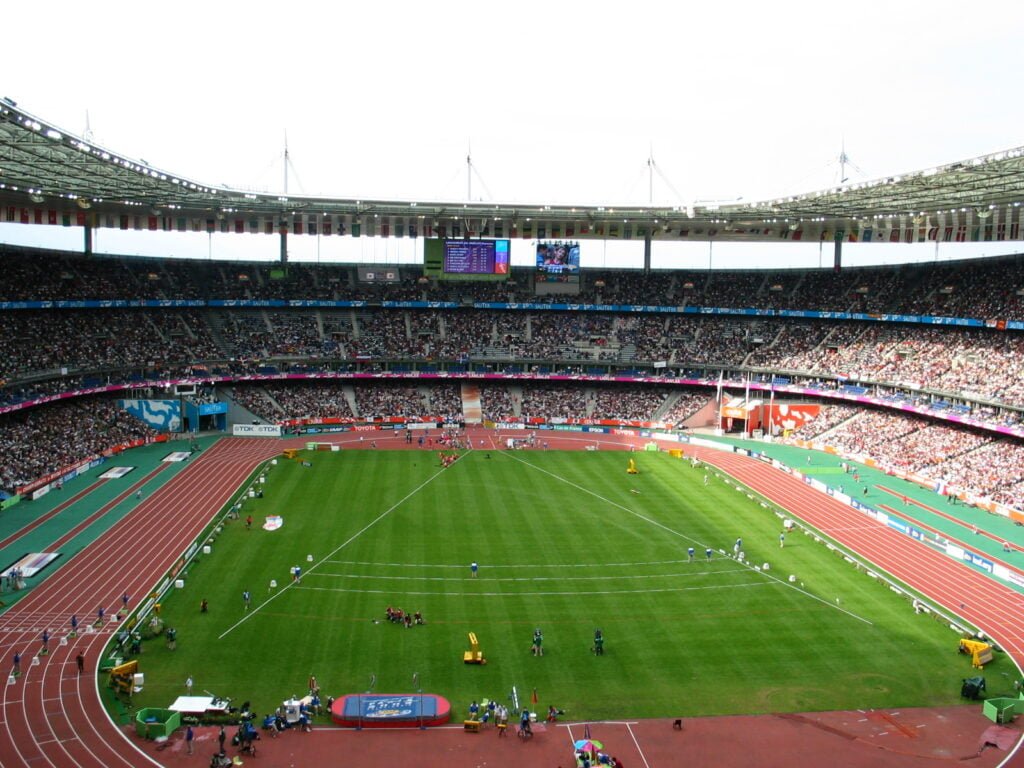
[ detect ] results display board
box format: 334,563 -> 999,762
443,239 -> 510,275
423,239 -> 510,281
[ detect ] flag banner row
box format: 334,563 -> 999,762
3,205 -> 1024,242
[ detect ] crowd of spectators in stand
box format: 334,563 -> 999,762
0,397 -> 156,493
786,405 -> 1024,509
10,302 -> 1024,418
788,404 -> 860,439
8,245 -> 1024,318
661,391 -> 713,426
520,385 -> 589,421
11,247 -> 1024,498
480,385 -> 516,422
590,386 -> 669,422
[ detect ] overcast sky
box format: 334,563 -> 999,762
4,0 -> 1024,266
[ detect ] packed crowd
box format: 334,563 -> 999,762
8,304 -> 1024,423
590,385 -> 669,422
661,391 -> 713,426
788,406 -> 1024,508
7,244 -> 1024,317
0,397 -> 156,493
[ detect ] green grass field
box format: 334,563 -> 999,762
124,449 -> 995,721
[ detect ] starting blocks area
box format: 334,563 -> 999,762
330,693 -> 451,728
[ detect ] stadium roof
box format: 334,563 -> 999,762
3,98 -> 1024,242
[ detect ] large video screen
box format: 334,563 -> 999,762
536,242 -> 580,274
443,239 -> 510,275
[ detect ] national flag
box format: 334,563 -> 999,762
381,221 -> 390,238
322,217 -> 332,236
307,216 -> 317,236
34,209 -> 43,225
862,227 -> 872,242
249,218 -> 259,234
943,226 -> 953,242
120,215 -> 130,230
294,219 -> 303,235
234,219 -> 244,234
997,223 -> 1006,241
537,225 -> 546,239
47,210 -> 57,225
927,227 -> 938,241
791,229 -> 802,241
889,228 -> 900,242
77,211 -> 87,227
148,216 -> 159,231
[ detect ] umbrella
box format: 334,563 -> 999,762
574,738 -> 603,752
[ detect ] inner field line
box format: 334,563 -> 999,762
501,451 -> 874,626
217,464 -> 450,640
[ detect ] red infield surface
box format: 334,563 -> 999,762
1,429 -> 1021,767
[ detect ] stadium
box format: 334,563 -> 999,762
4,81 -> 1024,768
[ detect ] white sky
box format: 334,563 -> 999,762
4,0 -> 1024,268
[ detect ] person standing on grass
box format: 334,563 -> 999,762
532,628 -> 544,656
779,532 -> 785,549
243,590 -> 251,611
186,675 -> 193,695
687,547 -> 695,562
245,514 -> 253,531
706,548 -> 713,561
470,561 -> 478,579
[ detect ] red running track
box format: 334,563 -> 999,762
0,438 -> 281,768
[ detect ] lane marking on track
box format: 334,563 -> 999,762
626,722 -> 653,768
